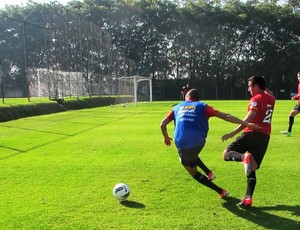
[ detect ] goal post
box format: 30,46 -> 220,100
116,76 -> 152,106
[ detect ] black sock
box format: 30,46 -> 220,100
223,151 -> 243,161
193,172 -> 223,194
288,116 -> 294,132
246,171 -> 256,197
196,158 -> 211,175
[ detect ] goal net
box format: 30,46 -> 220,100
28,68 -> 88,99
116,76 -> 152,106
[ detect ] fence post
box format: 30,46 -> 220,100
0,58 -> 4,103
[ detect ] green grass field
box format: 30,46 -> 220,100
0,100 -> 299,229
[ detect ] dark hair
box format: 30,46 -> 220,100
186,89 -> 200,100
248,75 -> 266,90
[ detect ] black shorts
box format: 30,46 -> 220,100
226,132 -> 270,168
293,104 -> 300,111
178,145 -> 204,167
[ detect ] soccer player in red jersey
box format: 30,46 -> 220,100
160,89 -> 261,199
180,84 -> 191,101
281,71 -> 300,136
222,75 -> 275,206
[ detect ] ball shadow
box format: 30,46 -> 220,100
120,200 -> 145,209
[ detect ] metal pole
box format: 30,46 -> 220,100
79,15 -> 83,97
0,58 -> 4,103
65,10 -> 71,98
149,78 -> 152,103
22,6 -> 38,102
23,21 -> 30,102
134,75 -> 137,106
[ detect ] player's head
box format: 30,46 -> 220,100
297,72 -> 300,81
248,75 -> 266,95
186,89 -> 199,101
248,75 -> 266,90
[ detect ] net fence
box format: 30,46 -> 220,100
0,1 -> 140,100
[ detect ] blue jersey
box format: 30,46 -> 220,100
173,101 -> 209,150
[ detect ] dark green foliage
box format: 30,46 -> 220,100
0,103 -> 65,122
0,97 -> 116,122
78,0 -> 300,88
58,97 -> 116,110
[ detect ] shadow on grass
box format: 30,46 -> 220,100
120,200 -> 145,209
222,197 -> 300,229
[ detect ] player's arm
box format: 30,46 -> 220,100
205,105 -> 259,130
221,110 -> 257,141
160,112 -> 173,146
205,105 -> 259,141
214,111 -> 258,129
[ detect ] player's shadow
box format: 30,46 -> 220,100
120,200 -> 145,209
222,197 -> 300,229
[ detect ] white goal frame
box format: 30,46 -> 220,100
117,76 -> 152,106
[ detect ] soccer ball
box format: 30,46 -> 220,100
113,183 -> 130,201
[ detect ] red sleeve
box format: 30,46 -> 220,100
205,105 -> 219,118
248,97 -> 259,112
166,110 -> 174,120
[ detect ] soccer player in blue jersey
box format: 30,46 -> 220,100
160,89 -> 261,198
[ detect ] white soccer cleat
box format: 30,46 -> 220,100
281,130 -> 291,136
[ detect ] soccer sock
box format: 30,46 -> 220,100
192,171 -> 222,193
196,158 -> 211,175
288,116 -> 294,132
223,151 -> 242,162
246,171 -> 256,197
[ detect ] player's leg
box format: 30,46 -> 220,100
288,109 -> 300,132
184,165 -> 228,198
223,133 -> 248,162
281,106 -> 300,135
183,146 -> 216,180
239,170 -> 256,206
196,158 -> 216,181
223,150 -> 243,161
240,133 -> 269,206
223,133 -> 256,176
179,147 -> 228,198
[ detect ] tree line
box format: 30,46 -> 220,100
0,0 -> 300,99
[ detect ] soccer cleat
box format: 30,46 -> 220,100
239,197 -> 253,206
207,172 -> 216,181
242,153 -> 251,175
219,189 -> 229,199
281,130 -> 291,136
